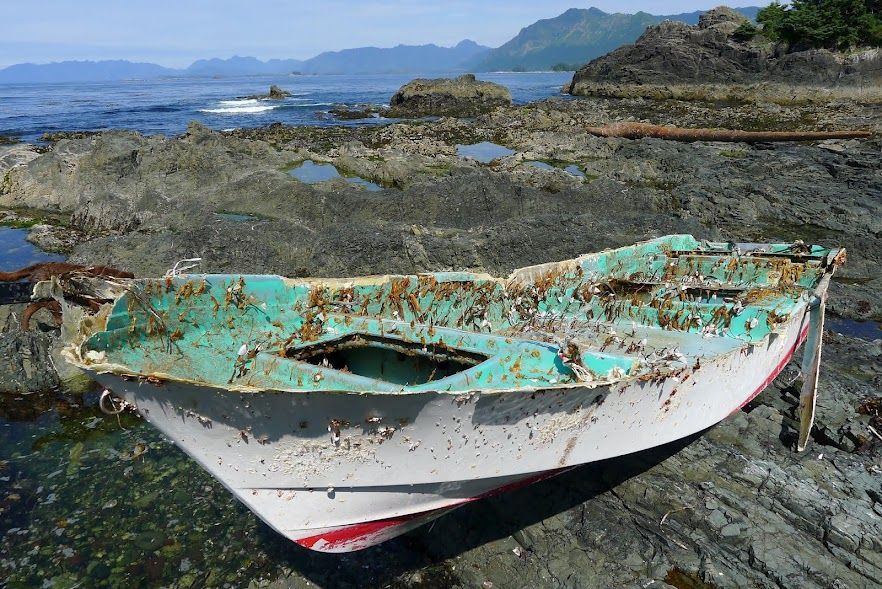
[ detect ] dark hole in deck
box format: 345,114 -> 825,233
288,334 -> 488,386
680,287 -> 744,302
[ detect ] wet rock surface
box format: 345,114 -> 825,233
567,7 -> 882,91
328,104 -> 385,120
389,73 -> 512,118
0,304 -> 61,394
0,90 -> 881,587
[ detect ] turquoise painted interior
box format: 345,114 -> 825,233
83,235 -> 836,393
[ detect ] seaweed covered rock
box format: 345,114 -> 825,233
389,74 -> 512,118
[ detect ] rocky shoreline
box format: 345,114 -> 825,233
1,62 -> 882,587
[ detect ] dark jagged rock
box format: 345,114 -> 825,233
40,131 -> 101,143
328,105 -> 383,120
567,6 -> 882,92
267,85 -> 290,100
0,135 -> 20,146
245,84 -> 291,100
389,74 -> 512,118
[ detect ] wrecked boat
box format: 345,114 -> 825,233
58,235 -> 844,552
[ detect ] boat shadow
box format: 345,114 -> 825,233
255,431 -> 703,588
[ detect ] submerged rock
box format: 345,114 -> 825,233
389,74 -> 512,118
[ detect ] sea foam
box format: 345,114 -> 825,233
200,98 -> 280,114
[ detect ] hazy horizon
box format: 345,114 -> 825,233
1,1 -> 766,69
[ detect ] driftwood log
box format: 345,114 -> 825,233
0,262 -> 133,283
585,122 -> 873,143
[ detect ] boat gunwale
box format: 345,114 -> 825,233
63,235 -> 844,397
76,308 -> 809,397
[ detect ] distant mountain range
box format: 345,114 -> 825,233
0,60 -> 177,83
186,56 -> 305,76
0,41 -> 490,83
0,6 -> 762,82
298,40 -> 488,75
470,6 -> 761,71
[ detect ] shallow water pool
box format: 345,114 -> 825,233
524,160 -> 555,171
456,142 -> 515,163
523,161 -> 587,178
288,160 -> 383,191
828,317 -> 882,341
564,164 -> 586,178
0,227 -> 65,271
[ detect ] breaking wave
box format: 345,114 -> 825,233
200,99 -> 281,114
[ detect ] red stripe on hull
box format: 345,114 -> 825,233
293,504 -> 465,551
291,469 -> 571,551
732,323 -> 810,414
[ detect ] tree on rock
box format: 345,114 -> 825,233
758,0 -> 882,49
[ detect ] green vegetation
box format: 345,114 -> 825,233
0,217 -> 40,229
733,20 -> 760,41
551,63 -> 581,72
0,207 -> 70,229
425,162 -> 453,176
757,0 -> 882,49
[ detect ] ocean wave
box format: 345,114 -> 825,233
200,103 -> 280,114
218,99 -> 260,106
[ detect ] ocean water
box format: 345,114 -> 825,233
0,228 -> 65,270
0,72 -> 573,142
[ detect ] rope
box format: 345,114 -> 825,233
164,258 -> 202,278
99,389 -> 135,415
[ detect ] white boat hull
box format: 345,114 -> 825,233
89,302 -> 811,552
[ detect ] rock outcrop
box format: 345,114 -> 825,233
389,74 -> 512,117
245,85 -> 291,100
567,6 -> 882,93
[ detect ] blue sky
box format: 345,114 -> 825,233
1,1 -> 763,68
